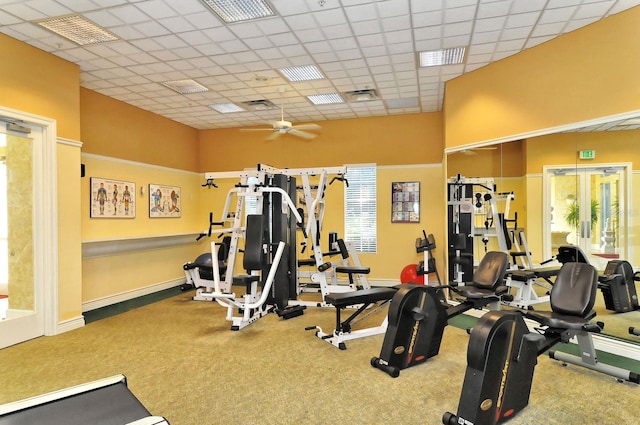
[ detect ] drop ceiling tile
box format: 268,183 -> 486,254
313,51 -> 340,63
562,16 -> 599,32
575,1 -> 616,19
474,16 -> 507,33
472,30 -> 501,44
377,0 -> 410,17
1,3 -> 46,20
361,45 -> 389,58
336,49 -> 363,61
182,11 -> 223,30
106,4 -> 151,25
444,5 -> 477,23
384,29 -> 412,43
495,38 -> 526,52
413,10 -> 443,28
382,15 -> 411,32
539,6 -> 577,24
219,39 -> 250,53
269,32 -> 299,46
531,21 -> 566,37
413,26 -> 442,42
109,24 -> 146,40
476,1 -> 511,19
136,0 -> 177,20
505,11 -> 541,28
157,15 -> 197,33
322,24 -> 353,39
510,0 -> 547,14
350,19 -> 382,36
313,7 -> 348,27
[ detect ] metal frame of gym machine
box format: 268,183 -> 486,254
193,164 -> 369,329
194,165 -> 301,330
448,175 -> 551,309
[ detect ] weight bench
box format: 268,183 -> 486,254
306,287 -> 397,350
0,375 -> 168,425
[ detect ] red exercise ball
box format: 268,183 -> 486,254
400,264 -> 424,285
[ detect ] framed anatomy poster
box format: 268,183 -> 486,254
149,184 -> 181,218
90,177 -> 135,218
391,181 -> 420,223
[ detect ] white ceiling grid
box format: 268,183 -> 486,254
0,0 -> 639,129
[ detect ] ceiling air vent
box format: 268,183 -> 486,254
342,89 -> 379,102
240,99 -> 278,111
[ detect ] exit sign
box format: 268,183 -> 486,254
579,149 -> 595,160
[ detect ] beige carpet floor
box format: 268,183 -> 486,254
0,291 -> 638,424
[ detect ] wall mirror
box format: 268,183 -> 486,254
446,118 -> 640,345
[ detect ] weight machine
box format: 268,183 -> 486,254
191,164 -> 367,329
447,175 -> 512,284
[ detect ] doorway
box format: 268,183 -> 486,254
544,163 -> 630,268
0,109 -> 58,349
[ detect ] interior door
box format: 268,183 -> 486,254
546,164 -> 627,268
0,130 -> 44,348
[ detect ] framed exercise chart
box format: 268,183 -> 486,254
392,181 -> 420,223
90,177 -> 136,218
149,183 -> 181,218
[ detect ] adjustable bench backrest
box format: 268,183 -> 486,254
471,251 -> 509,290
243,214 -> 266,272
550,262 -> 597,317
337,238 -> 350,260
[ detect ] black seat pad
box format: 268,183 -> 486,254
454,285 -> 508,299
335,266 -> 370,275
325,287 -> 397,307
525,309 -> 596,330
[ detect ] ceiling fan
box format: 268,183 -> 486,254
241,92 -> 321,141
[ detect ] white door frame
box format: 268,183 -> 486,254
0,106 -> 58,348
542,162 -> 632,262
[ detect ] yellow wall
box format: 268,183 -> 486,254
57,142 -> 83,321
80,88 -> 200,172
444,6 -> 640,149
198,113 -> 443,171
80,154 -> 206,304
0,34 -> 80,140
81,155 -> 204,240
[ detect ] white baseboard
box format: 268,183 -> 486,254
369,278 -> 400,287
82,277 -> 185,312
55,316 -> 85,335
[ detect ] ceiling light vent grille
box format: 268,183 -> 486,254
200,0 -> 275,23
342,89 -> 379,102
240,99 -> 278,110
35,14 -> 119,45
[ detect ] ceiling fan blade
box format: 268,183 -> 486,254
240,128 -> 276,132
291,123 -> 321,131
288,129 -> 317,140
265,131 -> 282,141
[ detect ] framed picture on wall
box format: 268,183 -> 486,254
391,181 -> 420,223
90,177 -> 136,218
149,183 -> 181,218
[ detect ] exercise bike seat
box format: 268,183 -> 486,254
525,262 -> 598,330
452,251 -> 509,300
